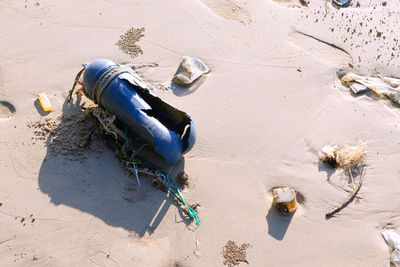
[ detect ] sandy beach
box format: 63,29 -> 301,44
1,0 -> 400,266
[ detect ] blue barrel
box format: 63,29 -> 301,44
82,59 -> 196,165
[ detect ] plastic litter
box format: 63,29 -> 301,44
89,106 -> 200,225
37,93 -> 52,112
341,72 -> 400,105
172,56 -> 210,87
272,187 -> 297,214
82,59 -> 196,166
382,230 -> 400,267
332,0 -> 351,7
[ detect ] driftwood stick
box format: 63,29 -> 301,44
326,167 -> 365,218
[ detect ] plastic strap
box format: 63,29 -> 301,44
91,65 -> 139,104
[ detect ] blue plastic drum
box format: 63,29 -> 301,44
82,59 -> 196,165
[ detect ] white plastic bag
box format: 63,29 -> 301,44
382,230 -> 400,266
172,56 -> 210,86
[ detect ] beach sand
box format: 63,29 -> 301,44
1,0 -> 400,266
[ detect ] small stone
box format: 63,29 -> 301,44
177,171 -> 189,185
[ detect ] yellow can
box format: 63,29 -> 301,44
37,93 -> 52,112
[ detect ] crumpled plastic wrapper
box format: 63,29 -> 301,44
172,56 -> 210,86
382,230 -> 400,267
341,72 -> 400,105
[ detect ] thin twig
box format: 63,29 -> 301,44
348,167 -> 355,189
326,167 -> 365,218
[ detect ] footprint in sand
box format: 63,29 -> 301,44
199,0 -> 252,25
0,101 -> 16,119
272,0 -> 309,8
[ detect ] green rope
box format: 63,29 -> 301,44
161,182 -> 200,225
95,112 -> 200,225
128,158 -> 200,225
163,171 -> 200,225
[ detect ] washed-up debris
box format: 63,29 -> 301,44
321,141 -> 367,218
172,56 -> 210,87
27,112 -> 102,162
90,106 -> 200,225
116,27 -> 145,59
272,187 -> 297,214
341,73 -> 400,105
321,141 -> 367,169
222,240 -> 251,267
37,93 -> 52,113
332,0 -> 351,7
382,230 -> 400,266
66,59 -> 200,224
81,59 -> 196,166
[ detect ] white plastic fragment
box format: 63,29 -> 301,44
172,56 -> 210,86
382,230 -> 400,267
332,0 -> 350,7
341,73 -> 400,105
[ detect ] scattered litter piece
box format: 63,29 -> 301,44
321,141 -> 366,169
272,187 -> 297,214
37,93 -> 52,112
341,73 -> 400,105
321,142 -> 367,218
172,56 -> 210,87
222,240 -> 251,267
332,0 -> 351,7
382,230 -> 400,266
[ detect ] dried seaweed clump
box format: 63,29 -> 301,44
116,27 -> 145,58
321,141 -> 367,217
321,141 -> 367,169
28,112 -> 102,162
222,240 -> 251,267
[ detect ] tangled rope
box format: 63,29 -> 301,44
68,65 -> 200,225
92,106 -> 200,225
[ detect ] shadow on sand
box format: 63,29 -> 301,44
266,188 -> 305,240
37,99 -> 186,237
170,76 -> 207,97
266,205 -> 294,241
